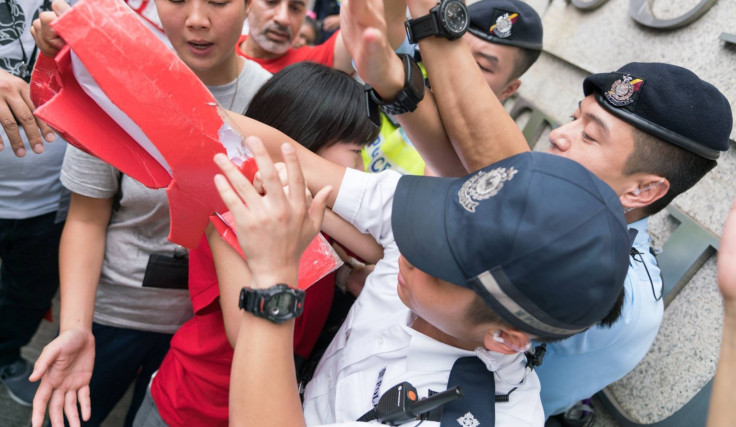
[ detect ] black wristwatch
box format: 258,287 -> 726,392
364,53 -> 425,123
405,0 -> 469,44
239,284 -> 305,324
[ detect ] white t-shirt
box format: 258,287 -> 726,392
59,59 -> 271,333
0,0 -> 67,219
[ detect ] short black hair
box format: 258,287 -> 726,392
245,62 -> 379,153
624,127 -> 718,217
509,46 -> 541,81
466,293 -> 509,327
598,288 -> 625,328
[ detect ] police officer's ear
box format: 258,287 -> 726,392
619,174 -> 669,211
498,79 -> 521,102
483,328 -> 530,355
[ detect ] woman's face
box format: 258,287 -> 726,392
156,0 -> 248,85
316,142 -> 365,170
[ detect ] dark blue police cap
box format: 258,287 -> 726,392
468,0 -> 543,50
392,152 -> 630,339
583,62 -> 732,160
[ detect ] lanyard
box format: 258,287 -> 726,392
3,0 -> 51,81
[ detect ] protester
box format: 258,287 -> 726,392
28,0 -> 271,425
133,61 -> 381,427
0,0 -> 65,409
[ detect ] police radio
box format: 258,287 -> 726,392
357,382 -> 464,425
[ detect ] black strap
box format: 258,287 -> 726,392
630,247 -> 662,301
405,13 -> 439,44
440,357 -> 495,426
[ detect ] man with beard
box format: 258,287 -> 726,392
236,0 -> 405,73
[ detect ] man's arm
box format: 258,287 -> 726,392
338,0 -> 468,177
218,139 -> 328,426
708,196 -> 736,426
30,193 -> 111,427
406,0 -> 529,170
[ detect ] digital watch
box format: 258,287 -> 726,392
238,284 -> 305,324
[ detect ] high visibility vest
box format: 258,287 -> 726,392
362,114 -> 427,176
362,59 -> 429,176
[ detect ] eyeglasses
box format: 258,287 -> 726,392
493,330 -> 532,353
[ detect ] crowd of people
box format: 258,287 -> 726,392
0,0 -> 734,426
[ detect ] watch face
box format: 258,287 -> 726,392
441,1 -> 469,37
265,292 -> 296,318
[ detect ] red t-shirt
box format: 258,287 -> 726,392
236,32 -> 338,73
151,235 -> 335,426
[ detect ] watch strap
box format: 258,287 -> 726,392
365,54 -> 425,117
405,12 -> 440,44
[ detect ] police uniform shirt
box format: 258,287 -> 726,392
535,218 -> 664,416
302,168 -> 544,426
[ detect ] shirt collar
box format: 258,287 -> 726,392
402,324 -> 476,372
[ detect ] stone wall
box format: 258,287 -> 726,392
503,0 -> 735,422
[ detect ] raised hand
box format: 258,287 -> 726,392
30,328 -> 95,427
213,137 -> 331,288
340,0 -> 404,98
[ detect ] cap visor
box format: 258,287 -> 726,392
392,175 -> 467,287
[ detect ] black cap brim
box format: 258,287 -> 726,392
392,175 -> 467,287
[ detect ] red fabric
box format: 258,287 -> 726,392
236,32 -> 338,74
152,235 -> 335,426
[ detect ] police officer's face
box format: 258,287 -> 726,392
396,255 -> 487,349
462,33 -> 521,101
547,95 -> 638,196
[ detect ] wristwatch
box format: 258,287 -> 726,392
364,53 -> 425,121
405,0 -> 470,44
239,284 -> 305,324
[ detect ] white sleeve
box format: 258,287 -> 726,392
332,168 -> 402,248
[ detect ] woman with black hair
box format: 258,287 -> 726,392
136,62 -> 382,427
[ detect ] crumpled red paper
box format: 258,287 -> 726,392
30,0 -> 341,288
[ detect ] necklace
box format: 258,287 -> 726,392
228,57 -> 240,111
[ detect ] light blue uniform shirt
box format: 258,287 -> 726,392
535,218 -> 664,417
